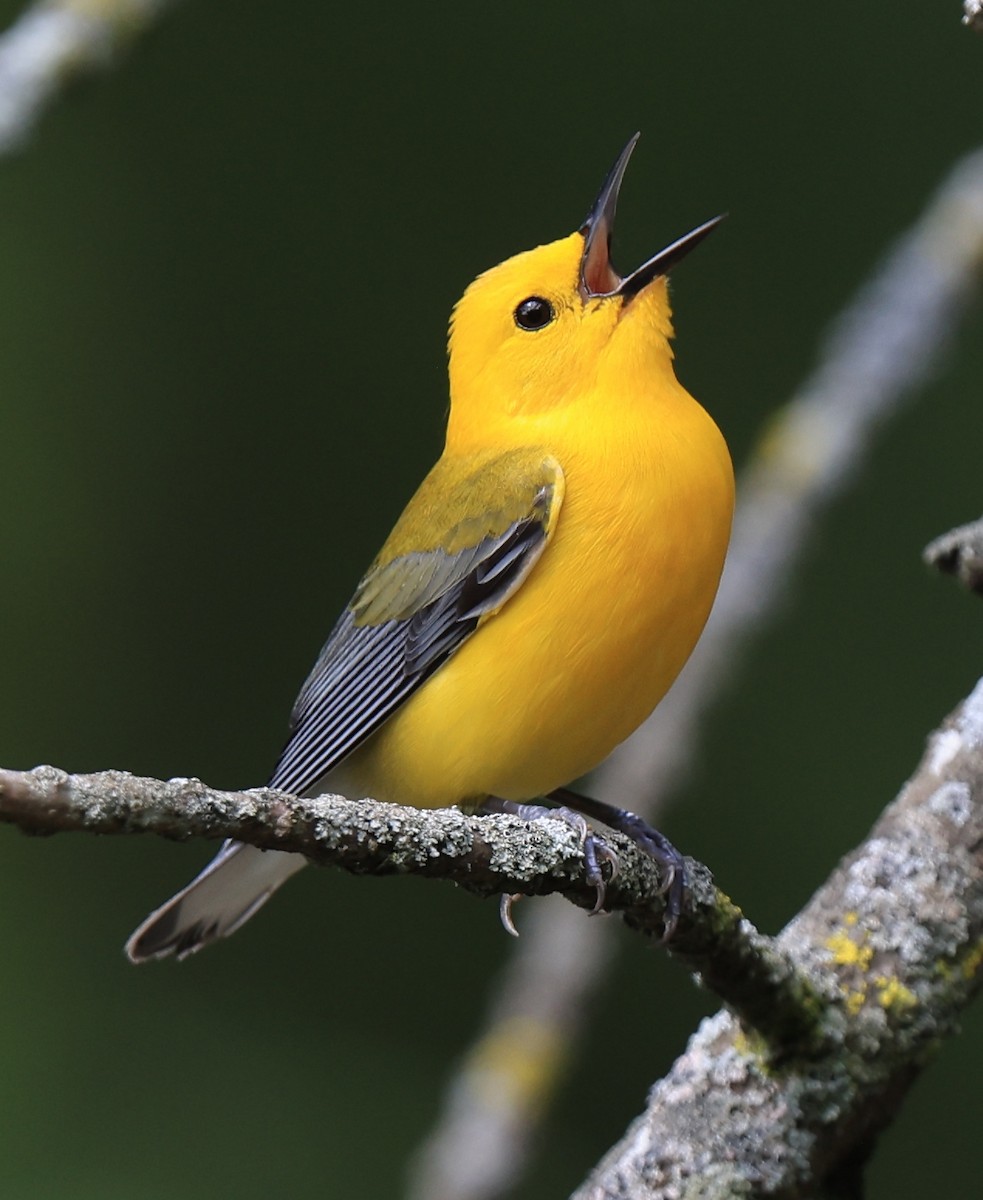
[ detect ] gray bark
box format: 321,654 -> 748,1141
576,678 -> 983,1198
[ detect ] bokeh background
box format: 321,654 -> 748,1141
1,2 -> 981,1197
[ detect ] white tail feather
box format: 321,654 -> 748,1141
125,843 -> 306,962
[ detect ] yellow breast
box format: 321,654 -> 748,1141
337,377 -> 734,809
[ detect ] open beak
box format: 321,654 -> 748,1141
579,133 -> 724,302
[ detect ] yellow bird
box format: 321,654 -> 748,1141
126,135 -> 734,962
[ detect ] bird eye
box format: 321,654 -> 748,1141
513,296 -> 555,331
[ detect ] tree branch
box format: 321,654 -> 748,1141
574,676 -> 983,1199
0,766 -> 652,902
0,0 -> 177,154
0,764 -> 825,1051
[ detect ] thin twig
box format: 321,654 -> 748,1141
408,146 -> 983,1200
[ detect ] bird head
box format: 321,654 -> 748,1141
446,135 -> 722,448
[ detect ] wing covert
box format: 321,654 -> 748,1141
268,451 -> 563,798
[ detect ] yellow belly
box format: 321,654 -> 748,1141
337,399 -> 734,809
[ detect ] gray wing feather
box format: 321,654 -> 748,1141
268,488 -> 554,798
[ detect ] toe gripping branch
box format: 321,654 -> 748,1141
482,790 -> 685,941
551,788 -> 686,940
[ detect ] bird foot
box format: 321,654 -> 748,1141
482,797 -> 619,931
548,788 -> 686,941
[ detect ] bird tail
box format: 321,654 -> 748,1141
125,842 -> 306,962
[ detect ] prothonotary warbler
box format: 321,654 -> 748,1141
126,134 -> 734,962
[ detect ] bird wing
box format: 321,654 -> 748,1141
268,448 -> 564,796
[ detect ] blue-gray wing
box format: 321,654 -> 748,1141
268,464 -> 562,797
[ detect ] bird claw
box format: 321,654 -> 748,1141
586,837 -> 620,915
547,788 -> 687,942
658,866 -> 686,943
499,892 -> 523,937
627,826 -> 684,941
553,808 -> 620,915
482,798 -> 619,925
530,804 -> 618,915
618,826 -> 684,941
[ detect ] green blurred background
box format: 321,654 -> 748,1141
1,2 -> 981,1196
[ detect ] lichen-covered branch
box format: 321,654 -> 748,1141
0,766 -> 654,906
0,0 -> 176,153
574,676 -> 983,1199
0,764 -> 822,1047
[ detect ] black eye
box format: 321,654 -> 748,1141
513,296 -> 555,331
